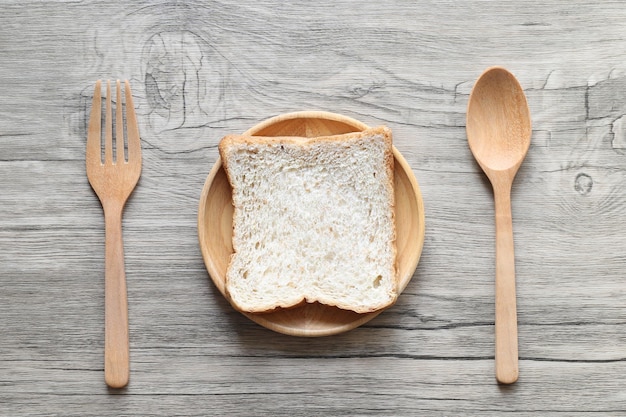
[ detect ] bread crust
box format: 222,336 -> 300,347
218,126 -> 397,314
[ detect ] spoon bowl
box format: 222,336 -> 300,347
466,67 -> 531,384
467,67 -> 531,175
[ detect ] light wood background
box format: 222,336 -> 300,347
2,1 -> 626,415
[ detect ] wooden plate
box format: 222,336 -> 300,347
198,111 -> 425,336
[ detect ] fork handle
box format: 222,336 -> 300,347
104,205 -> 130,388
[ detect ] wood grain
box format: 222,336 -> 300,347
2,0 -> 626,415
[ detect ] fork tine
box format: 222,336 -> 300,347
104,80 -> 113,165
124,80 -> 141,163
115,80 -> 124,163
86,80 -> 102,164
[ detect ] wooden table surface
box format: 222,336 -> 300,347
2,1 -> 626,415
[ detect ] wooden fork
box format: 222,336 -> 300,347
86,80 -> 142,388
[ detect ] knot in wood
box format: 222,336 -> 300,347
574,173 -> 593,195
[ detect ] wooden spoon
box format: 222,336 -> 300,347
466,67 -> 531,384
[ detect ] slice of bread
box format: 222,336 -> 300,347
218,126 -> 397,314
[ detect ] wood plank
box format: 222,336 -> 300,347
2,0 -> 626,414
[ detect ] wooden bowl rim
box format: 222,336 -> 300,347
198,111 -> 425,336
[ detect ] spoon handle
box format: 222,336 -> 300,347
493,183 -> 519,384
104,205 -> 130,388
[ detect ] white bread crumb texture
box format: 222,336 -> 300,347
221,127 -> 397,313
